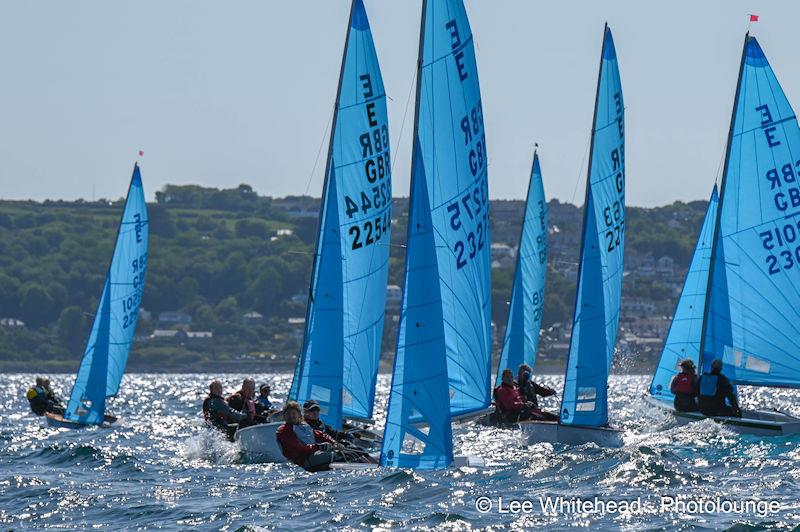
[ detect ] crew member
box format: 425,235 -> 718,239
494,368 -> 536,423
26,377 -> 48,416
226,378 -> 260,428
698,359 -> 741,417
517,365 -> 559,422
303,400 -> 354,443
670,359 -> 699,412
203,380 -> 248,440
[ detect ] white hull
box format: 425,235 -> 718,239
329,454 -> 484,471
643,394 -> 800,436
233,422 -> 287,463
519,420 -> 624,448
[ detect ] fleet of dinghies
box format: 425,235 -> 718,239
37,1 -> 800,468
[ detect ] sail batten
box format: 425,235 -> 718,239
560,26 -> 625,427
289,0 -> 392,426
496,152 -> 548,384
701,36 -> 800,388
64,165 -> 148,425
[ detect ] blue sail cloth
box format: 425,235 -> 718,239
290,0 -> 392,427
702,37 -> 800,388
496,152 -> 548,386
381,0 -> 489,469
650,187 -> 718,401
381,146 -> 453,469
64,165 -> 148,425
560,27 -> 625,427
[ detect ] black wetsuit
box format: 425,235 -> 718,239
203,394 -> 248,440
698,370 -> 740,417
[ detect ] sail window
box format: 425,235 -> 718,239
745,355 -> 771,373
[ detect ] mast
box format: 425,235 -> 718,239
558,23 -> 609,417
291,0 -> 358,398
696,33 -> 749,369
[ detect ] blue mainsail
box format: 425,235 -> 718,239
649,187 -> 718,401
381,0 -> 489,468
496,151 -> 548,385
701,36 -> 800,388
289,0 -> 392,426
64,164 -> 148,425
560,26 -> 625,427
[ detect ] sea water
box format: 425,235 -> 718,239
1,374 -> 798,530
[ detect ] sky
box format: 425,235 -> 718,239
0,1 -> 798,207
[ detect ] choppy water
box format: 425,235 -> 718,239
1,373 -> 799,530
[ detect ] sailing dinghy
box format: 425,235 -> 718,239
644,34 -> 800,437
520,25 -> 625,448
235,0 -> 392,460
46,164 -> 149,429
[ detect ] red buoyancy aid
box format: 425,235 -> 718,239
671,373 -> 696,395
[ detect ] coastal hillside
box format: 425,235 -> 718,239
0,184 -> 707,372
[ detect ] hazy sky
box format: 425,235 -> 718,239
1,1 -> 798,206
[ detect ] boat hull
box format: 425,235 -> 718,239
519,420 -> 624,448
643,394 -> 800,436
44,412 -> 117,429
234,422 -> 287,463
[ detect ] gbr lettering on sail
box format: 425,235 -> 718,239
601,93 -> 625,254
443,18 -> 490,271
344,73 -> 392,252
758,103 -> 800,275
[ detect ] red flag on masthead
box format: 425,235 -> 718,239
749,14 -> 759,22
138,150 -> 144,157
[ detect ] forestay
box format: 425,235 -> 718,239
560,26 -> 625,427
290,0 -> 392,426
701,37 -> 800,388
496,152 -> 548,385
64,165 -> 149,425
650,188 -> 718,401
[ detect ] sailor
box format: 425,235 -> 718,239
256,383 -> 279,419
203,380 -> 248,440
670,359 -> 699,412
493,368 -> 535,423
277,401 -> 376,471
303,400 -> 354,443
516,365 -> 558,421
226,378 -> 260,428
25,377 -> 48,416
698,359 -> 741,417
41,378 -> 65,415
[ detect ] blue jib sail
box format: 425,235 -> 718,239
496,151 -> 548,386
64,164 -> 148,425
701,36 -> 800,388
649,187 -> 718,401
560,26 -> 625,427
381,0 -> 489,469
289,0 -> 392,427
